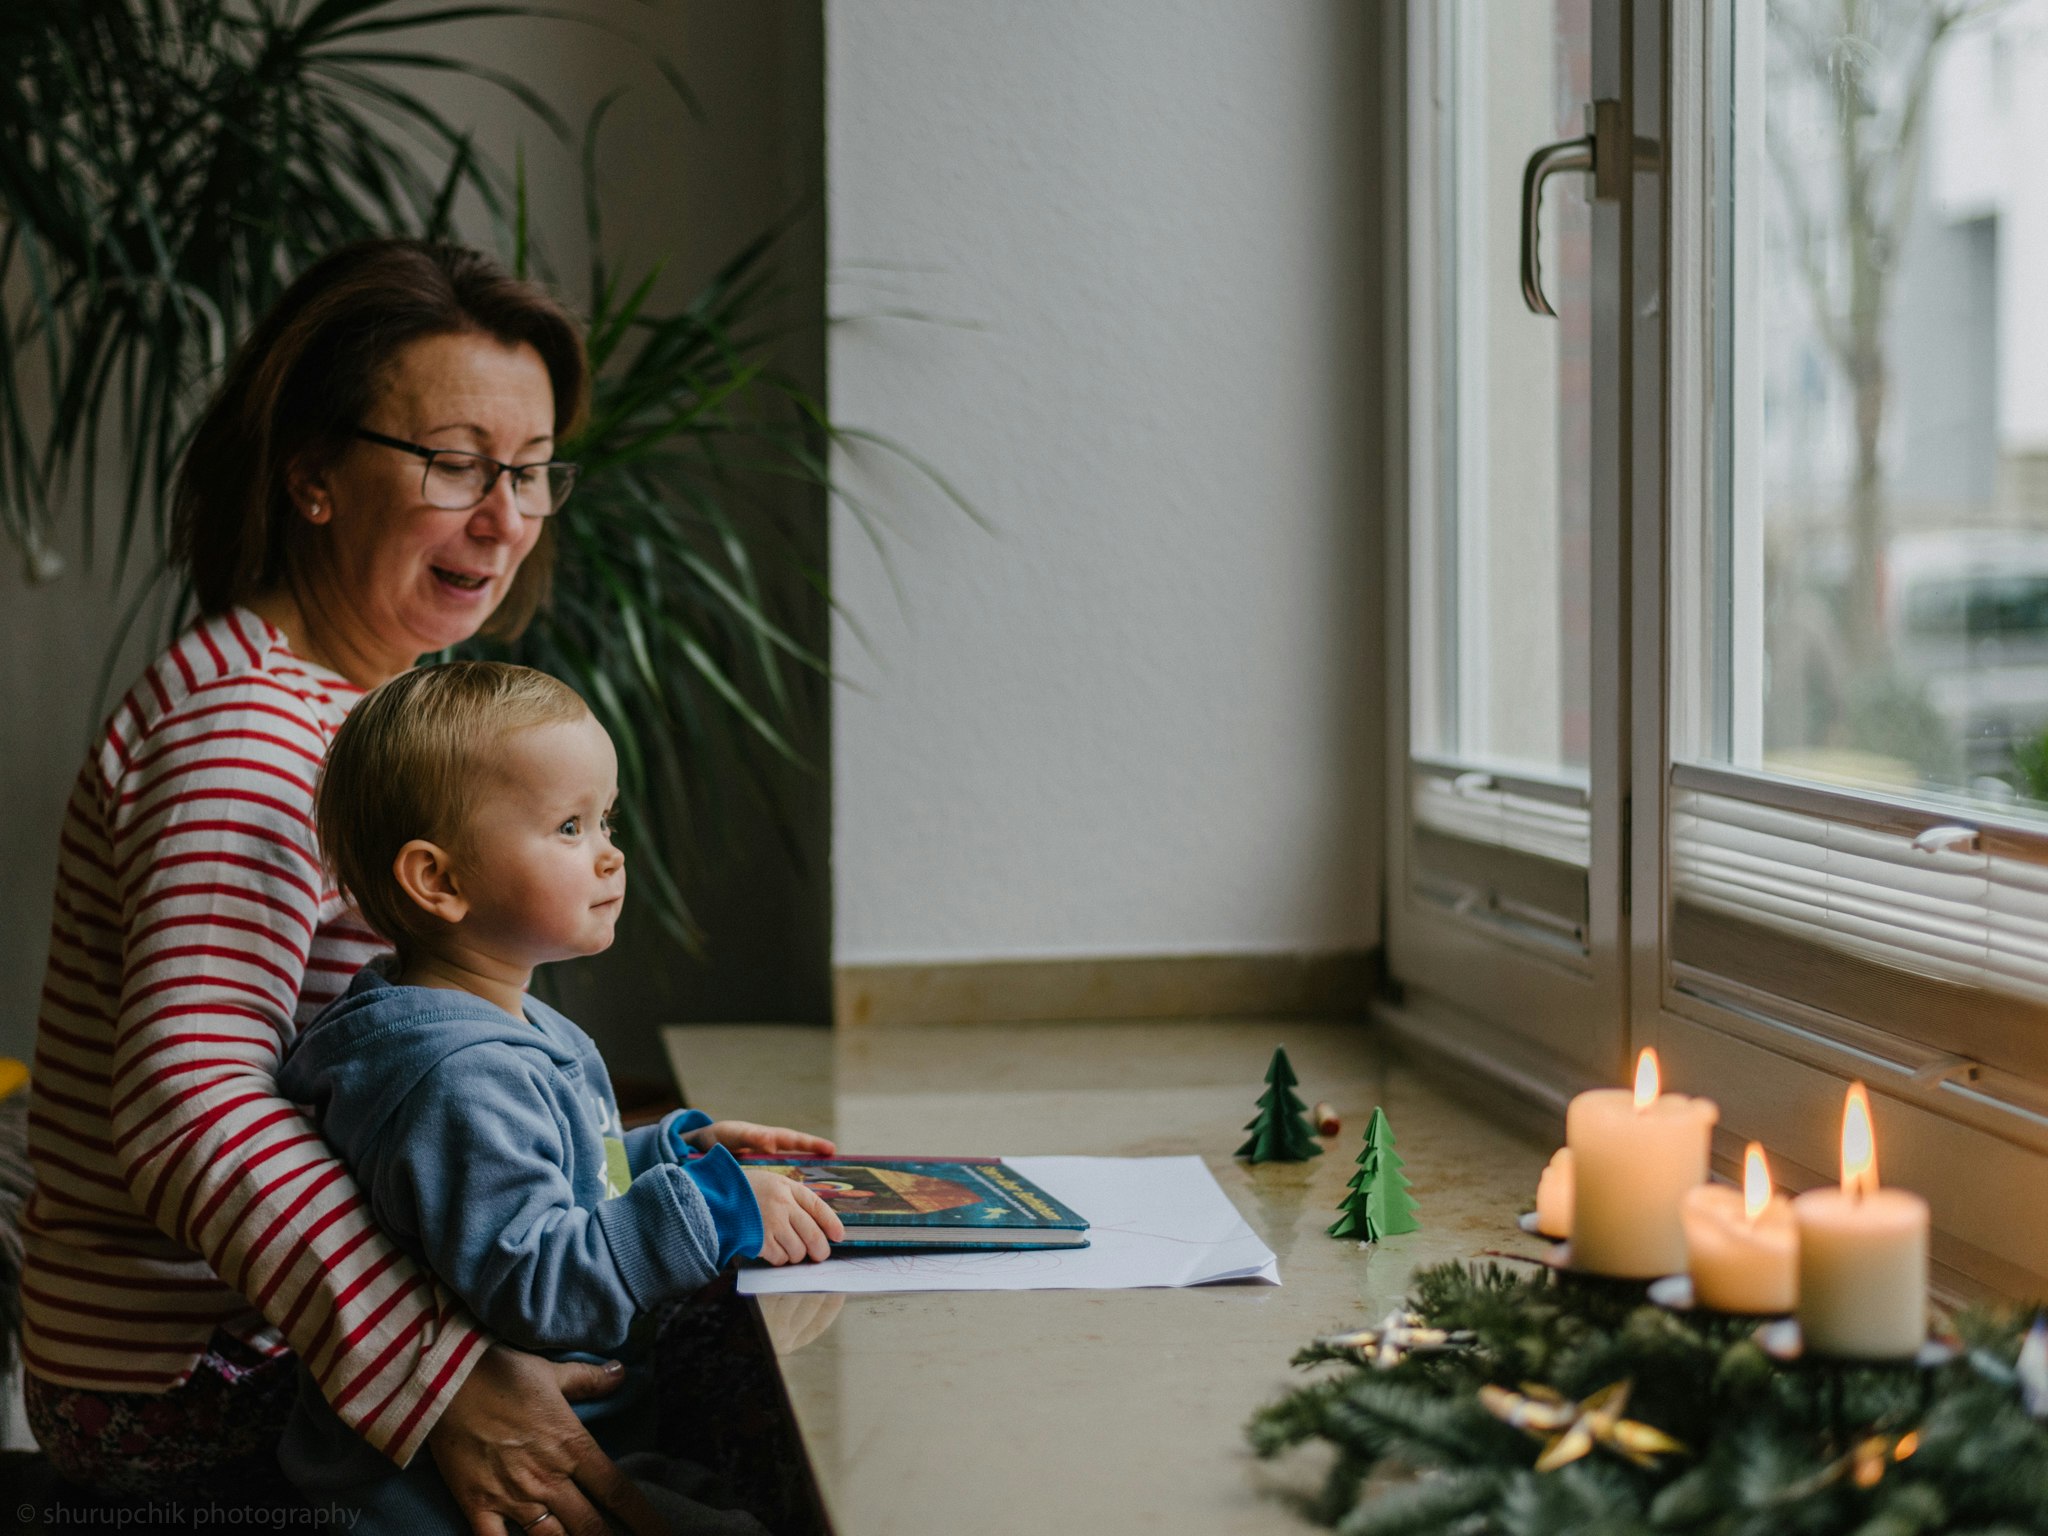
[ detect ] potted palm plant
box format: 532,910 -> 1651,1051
1,0 -> 963,959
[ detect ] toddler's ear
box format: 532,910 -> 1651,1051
392,839 -> 468,925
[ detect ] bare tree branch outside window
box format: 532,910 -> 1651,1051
1765,0 -> 1998,656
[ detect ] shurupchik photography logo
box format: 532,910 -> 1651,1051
16,1502 -> 361,1531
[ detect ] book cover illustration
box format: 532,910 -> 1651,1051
739,1156 -> 1090,1249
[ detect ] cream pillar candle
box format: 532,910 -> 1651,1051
1794,1083 -> 1929,1359
1565,1049 -> 1719,1278
1535,1148 -> 1573,1239
1680,1143 -> 1797,1314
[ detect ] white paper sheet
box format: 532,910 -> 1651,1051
735,1154 -> 1280,1296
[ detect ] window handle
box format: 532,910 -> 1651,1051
1910,825 -> 1980,855
1911,1054 -> 1979,1089
1451,770 -> 1495,797
1520,99 -> 1655,317
1519,129 -> 1593,318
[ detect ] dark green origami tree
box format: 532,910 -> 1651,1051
1236,1047 -> 1322,1163
1328,1106 -> 1420,1239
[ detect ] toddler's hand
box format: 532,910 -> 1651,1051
744,1169 -> 846,1264
689,1120 -> 836,1157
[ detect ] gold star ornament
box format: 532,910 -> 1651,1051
1316,1309 -> 1474,1370
1479,1379 -> 1687,1473
1848,1430 -> 1920,1490
1774,1428 -> 1921,1500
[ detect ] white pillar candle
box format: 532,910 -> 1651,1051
1794,1083 -> 1929,1359
1681,1143 -> 1797,1314
1565,1049 -> 1719,1278
1535,1148 -> 1573,1239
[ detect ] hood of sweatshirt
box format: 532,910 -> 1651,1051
278,963 -> 586,1166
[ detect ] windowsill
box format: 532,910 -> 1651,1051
660,1017 -> 1556,1535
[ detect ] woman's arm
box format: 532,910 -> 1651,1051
101,674 -> 484,1464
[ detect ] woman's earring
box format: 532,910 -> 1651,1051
306,498 -> 328,524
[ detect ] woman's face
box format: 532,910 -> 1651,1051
304,330 -> 556,665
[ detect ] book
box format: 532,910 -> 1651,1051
738,1155 -> 1091,1251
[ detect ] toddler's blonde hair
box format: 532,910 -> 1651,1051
317,660 -> 590,960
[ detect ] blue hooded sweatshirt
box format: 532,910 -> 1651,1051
274,964 -> 763,1524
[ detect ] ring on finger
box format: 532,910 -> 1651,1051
520,1514 -> 558,1532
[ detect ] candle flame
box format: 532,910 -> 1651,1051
1841,1082 -> 1879,1198
1633,1048 -> 1660,1111
1743,1142 -> 1772,1222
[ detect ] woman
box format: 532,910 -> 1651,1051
22,239 -> 656,1536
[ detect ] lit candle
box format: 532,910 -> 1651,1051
1680,1143 -> 1798,1314
1793,1083 -> 1929,1359
1534,1148 -> 1573,1239
1565,1049 -> 1719,1277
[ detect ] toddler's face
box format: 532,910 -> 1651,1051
449,712 -> 627,964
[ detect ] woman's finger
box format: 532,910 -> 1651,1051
549,1357 -> 627,1405
567,1445 -> 668,1536
527,1481 -> 603,1536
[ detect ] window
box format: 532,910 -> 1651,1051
1389,0 -> 1626,1085
1387,0 -> 2048,1300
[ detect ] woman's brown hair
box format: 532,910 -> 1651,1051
171,239 -> 588,639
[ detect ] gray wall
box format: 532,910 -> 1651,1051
1,2 -> 829,1075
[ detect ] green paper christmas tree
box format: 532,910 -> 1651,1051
1236,1047 -> 1323,1162
1328,1105 -> 1420,1239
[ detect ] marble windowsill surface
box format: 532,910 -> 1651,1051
661,1019 -> 1556,1536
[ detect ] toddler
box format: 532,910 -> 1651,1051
276,660 -> 843,1533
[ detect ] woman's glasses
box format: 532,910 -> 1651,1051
354,428 -> 579,515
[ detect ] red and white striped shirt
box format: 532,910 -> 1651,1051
22,607 -> 486,1466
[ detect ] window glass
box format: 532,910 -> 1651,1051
1714,0 -> 2047,810
1411,0 -> 1593,782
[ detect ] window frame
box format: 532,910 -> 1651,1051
1385,0 -> 2048,1302
1382,0 -> 1632,1096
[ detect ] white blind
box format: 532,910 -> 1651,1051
1413,771 -> 1591,867
1670,773 -> 2048,1079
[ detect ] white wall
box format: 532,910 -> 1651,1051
826,2 -> 1383,966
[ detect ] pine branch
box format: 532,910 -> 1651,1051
1334,1469 -> 1500,1536
1250,1261 -> 2048,1533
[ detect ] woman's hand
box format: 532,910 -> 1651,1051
743,1168 -> 846,1263
685,1120 -> 836,1157
426,1344 -> 666,1536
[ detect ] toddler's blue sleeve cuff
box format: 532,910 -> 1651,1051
680,1143 -> 764,1266
661,1108 -> 715,1163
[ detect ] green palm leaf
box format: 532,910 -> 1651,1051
3,0 -> 961,956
